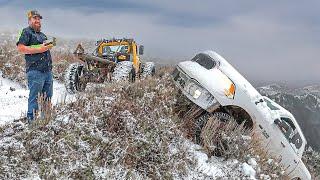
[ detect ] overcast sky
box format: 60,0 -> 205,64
0,0 -> 319,86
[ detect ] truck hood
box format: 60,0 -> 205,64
177,51 -> 262,105
177,60 -> 232,99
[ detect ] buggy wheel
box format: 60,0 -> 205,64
64,63 -> 86,94
112,61 -> 136,83
141,62 -> 155,79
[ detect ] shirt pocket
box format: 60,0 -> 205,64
30,33 -> 44,44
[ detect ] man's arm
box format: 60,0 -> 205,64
17,43 -> 51,55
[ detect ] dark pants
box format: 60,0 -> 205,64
27,70 -> 53,121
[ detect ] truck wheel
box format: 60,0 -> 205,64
291,178 -> 301,180
195,112 -> 234,144
112,61 -> 136,83
141,62 -> 155,78
198,112 -> 242,156
212,112 -> 235,122
64,63 -> 86,94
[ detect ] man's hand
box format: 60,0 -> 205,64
40,43 -> 53,52
44,43 -> 54,49
17,43 -> 53,55
39,42 -> 54,52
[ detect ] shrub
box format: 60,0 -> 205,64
303,147 -> 320,179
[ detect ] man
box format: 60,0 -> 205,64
16,10 -> 54,123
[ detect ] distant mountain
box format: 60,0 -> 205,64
258,84 -> 320,151
296,85 -> 320,97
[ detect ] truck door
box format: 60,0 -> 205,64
271,117 -> 302,175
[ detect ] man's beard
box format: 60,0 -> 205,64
31,23 -> 41,32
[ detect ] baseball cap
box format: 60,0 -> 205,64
27,10 -> 43,19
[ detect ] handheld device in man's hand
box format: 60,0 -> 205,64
44,37 -> 56,46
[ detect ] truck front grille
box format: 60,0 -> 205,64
172,68 -> 187,88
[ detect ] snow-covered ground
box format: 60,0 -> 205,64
187,142 -> 247,179
0,73 -> 75,125
0,75 -> 260,179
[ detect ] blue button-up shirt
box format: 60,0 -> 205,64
16,26 -> 52,72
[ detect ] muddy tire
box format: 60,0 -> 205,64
64,63 -> 86,94
212,112 -> 234,122
141,62 -> 155,78
195,112 -> 234,144
198,112 -> 241,156
112,61 -> 136,83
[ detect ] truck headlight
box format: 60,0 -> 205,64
193,89 -> 202,99
187,81 -> 203,99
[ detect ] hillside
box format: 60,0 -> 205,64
1,72 -> 286,179
0,31 -> 319,179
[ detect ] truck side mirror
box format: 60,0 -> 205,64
139,45 -> 144,55
274,119 -> 281,125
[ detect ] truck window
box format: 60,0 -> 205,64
276,117 -> 303,150
281,117 -> 296,130
277,118 -> 293,140
191,53 -> 216,70
263,98 -> 280,110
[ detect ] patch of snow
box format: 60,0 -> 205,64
0,75 -> 76,125
248,158 -> 257,167
194,149 -> 224,177
55,114 -> 70,124
242,135 -> 252,141
0,76 -> 28,124
267,158 -> 273,165
93,167 -> 108,179
259,174 -> 271,180
185,141 -> 241,179
22,174 -> 41,180
242,162 -> 256,179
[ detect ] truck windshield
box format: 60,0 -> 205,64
191,53 -> 216,70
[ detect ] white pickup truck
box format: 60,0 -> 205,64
172,51 -> 311,180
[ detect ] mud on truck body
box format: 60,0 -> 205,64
65,38 -> 155,94
172,51 -> 311,180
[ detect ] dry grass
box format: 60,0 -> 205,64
202,118 -> 289,178
303,147 -> 320,179
0,41 -> 26,86
29,94 -> 56,129
201,117 -> 251,158
175,93 -> 290,179
154,65 -> 174,78
0,74 -> 193,179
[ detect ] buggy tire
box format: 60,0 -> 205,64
64,63 -> 86,94
112,61 -> 136,83
141,62 -> 155,78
